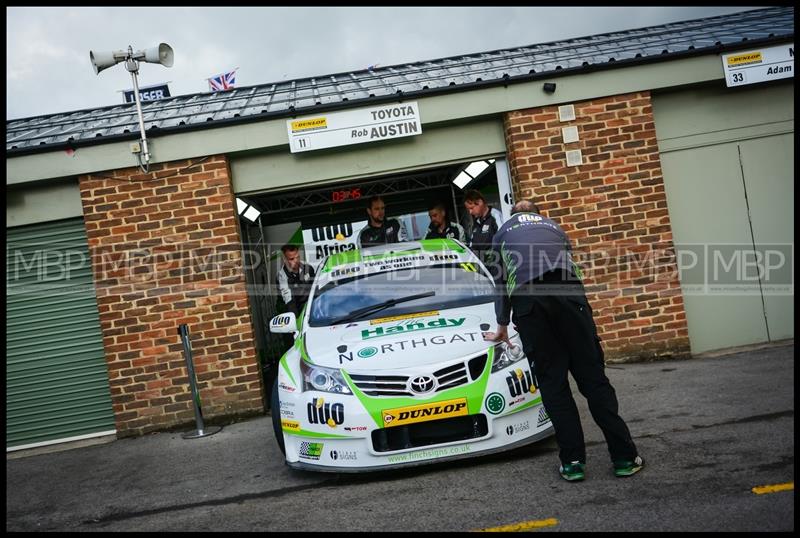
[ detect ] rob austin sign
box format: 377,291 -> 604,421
287,101 -> 422,153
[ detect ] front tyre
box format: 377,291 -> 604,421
271,377 -> 286,455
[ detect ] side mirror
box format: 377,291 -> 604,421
270,313 -> 297,334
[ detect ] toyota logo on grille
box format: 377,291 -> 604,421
409,375 -> 436,394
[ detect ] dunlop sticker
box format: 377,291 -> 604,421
291,117 -> 328,132
281,419 -> 300,431
726,52 -> 763,67
382,398 -> 468,428
370,310 -> 440,325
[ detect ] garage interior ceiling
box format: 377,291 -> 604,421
239,160 -> 497,227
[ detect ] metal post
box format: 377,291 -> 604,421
450,182 -> 460,231
125,47 -> 151,166
178,324 -> 222,439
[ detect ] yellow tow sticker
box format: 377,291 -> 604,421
460,262 -> 477,272
370,310 -> 439,325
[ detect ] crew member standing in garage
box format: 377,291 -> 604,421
357,195 -> 409,248
463,189 -> 504,267
485,200 -> 644,482
425,201 -> 466,242
276,244 -> 316,317
268,244 -> 317,413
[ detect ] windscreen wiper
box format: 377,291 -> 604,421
330,291 -> 436,325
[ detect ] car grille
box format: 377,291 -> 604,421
372,413 -> 488,452
347,354 -> 488,397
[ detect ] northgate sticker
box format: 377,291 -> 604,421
338,331 -> 482,364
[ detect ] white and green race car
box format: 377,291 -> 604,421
269,238 -> 553,472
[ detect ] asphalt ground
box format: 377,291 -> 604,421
6,341 -> 794,532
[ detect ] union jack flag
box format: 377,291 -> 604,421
208,69 -> 237,92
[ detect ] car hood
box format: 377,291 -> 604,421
303,302 -> 499,370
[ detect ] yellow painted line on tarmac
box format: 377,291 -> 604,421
474,518 -> 559,532
751,482 -> 794,495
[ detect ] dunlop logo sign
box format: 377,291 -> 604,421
381,398 -> 468,428
291,117 -> 328,132
726,52 -> 763,67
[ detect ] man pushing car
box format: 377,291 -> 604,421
484,199 -> 644,482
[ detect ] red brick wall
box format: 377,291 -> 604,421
78,155 -> 264,437
503,91 -> 691,361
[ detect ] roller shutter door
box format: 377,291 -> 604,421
7,218 -> 115,449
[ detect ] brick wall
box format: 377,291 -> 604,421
78,155 -> 264,437
503,91 -> 691,361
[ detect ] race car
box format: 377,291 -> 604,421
269,238 -> 553,472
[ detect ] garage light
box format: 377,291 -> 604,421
453,171 -> 473,189
243,205 -> 261,223
236,198 -> 248,215
464,161 -> 490,178
452,160 -> 494,190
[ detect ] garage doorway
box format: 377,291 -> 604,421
235,157 -> 512,408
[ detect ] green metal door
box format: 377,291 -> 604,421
6,218 -> 115,449
737,133 -> 794,341
653,81 -> 794,354
660,144 -> 770,353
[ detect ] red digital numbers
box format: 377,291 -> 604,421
331,188 -> 362,203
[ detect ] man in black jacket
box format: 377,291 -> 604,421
463,189 -> 504,266
485,200 -> 644,482
425,201 -> 466,242
357,195 -> 408,249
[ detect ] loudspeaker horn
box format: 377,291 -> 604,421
142,43 -> 174,67
89,49 -> 125,75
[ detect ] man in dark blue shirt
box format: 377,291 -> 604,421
485,200 -> 644,482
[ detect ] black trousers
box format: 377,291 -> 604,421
511,281 -> 638,465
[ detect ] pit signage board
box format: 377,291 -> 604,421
722,43 -> 794,87
302,220 -> 368,268
122,83 -> 171,103
287,101 -> 422,153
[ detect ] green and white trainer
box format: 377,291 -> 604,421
613,455 -> 645,477
559,461 -> 586,481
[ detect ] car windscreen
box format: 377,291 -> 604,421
308,263 -> 495,327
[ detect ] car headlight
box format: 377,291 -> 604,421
491,339 -> 527,373
300,360 -> 352,394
